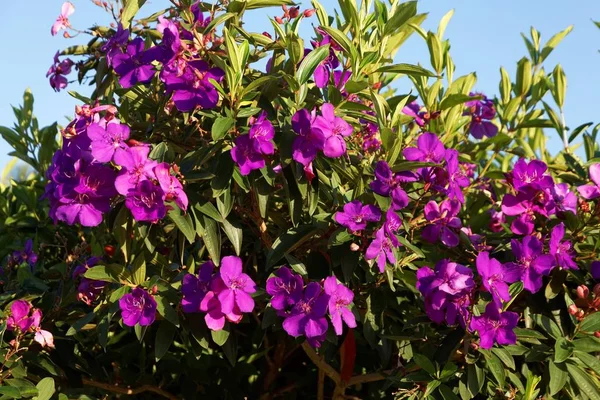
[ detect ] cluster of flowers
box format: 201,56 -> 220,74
44,104 -> 188,226
5,300 -> 54,348
231,112 -> 276,175
266,267 -> 355,347
181,256 -> 256,331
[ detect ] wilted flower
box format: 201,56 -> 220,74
181,261 -> 214,313
47,52 -> 74,92
370,161 -> 414,210
154,163 -> 188,210
12,239 -> 38,268
291,109 -> 325,166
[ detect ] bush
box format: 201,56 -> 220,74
0,0 -> 600,398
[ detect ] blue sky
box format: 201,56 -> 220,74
1,0 -> 600,168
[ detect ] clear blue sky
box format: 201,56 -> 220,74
1,0 -> 600,168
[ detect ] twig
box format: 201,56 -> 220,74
82,378 -> 177,400
301,342 -> 341,385
317,369 -> 325,400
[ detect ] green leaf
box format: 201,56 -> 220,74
540,25 -> 573,62
467,364 -> 484,397
579,312 -> 600,333
574,350 -> 600,373
131,255 -> 146,285
33,378 -> 55,400
296,45 -> 330,85
376,63 -> 436,77
413,353 -> 436,376
383,1 -> 417,36
222,217 -> 243,256
427,31 -> 444,74
319,26 -> 357,60
211,328 -> 230,346
532,314 -> 562,339
246,0 -> 294,9
121,0 -> 147,28
200,216 -> 221,265
565,361 -> 600,398
155,321 -> 176,361
155,295 -> 179,327
438,384 -> 460,400
169,206 -> 196,244
266,225 -> 320,268
211,116 -> 235,141
554,337 -> 574,363
84,265 -> 123,283
439,94 -> 475,111
548,360 -> 567,396
66,312 -> 96,336
0,386 -> 21,398
485,353 -> 505,389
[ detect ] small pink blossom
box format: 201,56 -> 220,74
51,2 -> 75,36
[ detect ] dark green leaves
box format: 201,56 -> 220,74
296,45 -> 330,85
266,225 -> 320,268
211,117 -> 235,141
579,312 -> 600,333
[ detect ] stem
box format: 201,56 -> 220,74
82,378 -> 178,400
560,108 -> 569,152
301,342 -> 341,385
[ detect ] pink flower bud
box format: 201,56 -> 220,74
568,304 -> 579,315
349,243 -> 360,252
303,9 -> 315,17
595,331 -> 600,338
274,16 -> 284,24
289,6 -> 300,18
577,285 -> 590,299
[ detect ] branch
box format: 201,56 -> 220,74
348,370 -> 392,386
301,342 -> 341,385
82,378 -> 178,400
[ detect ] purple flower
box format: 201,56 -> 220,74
114,145 -> 157,196
509,158 -> 554,192
125,180 -> 167,222
7,300 -> 34,332
465,93 -> 498,139
231,135 -> 265,175
311,36 -> 340,88
154,162 -> 188,210
402,101 -> 427,127
334,200 -> 381,231
47,52 -> 73,92
489,209 -> 506,232
312,103 -> 353,158
282,282 -> 330,348
417,260 -> 474,327
87,122 -> 130,163
12,239 -> 38,267
549,223 -> 577,270
51,2 -> 74,36
505,235 -> 555,293
77,279 -> 107,306
112,38 -> 157,88
403,132 -> 445,164
591,261 -> 600,280
365,227 -> 396,272
369,161 -> 414,210
501,192 -> 549,235
470,303 -> 518,349
216,256 -> 257,314
266,266 -> 304,314
291,109 -> 325,166
578,164 -> 600,199
101,24 -> 129,67
119,287 -> 157,327
182,261 -> 214,313
444,149 -> 470,203
324,277 -> 356,335
384,208 -> 403,247
477,252 -> 519,306
200,289 -> 242,331
551,183 -> 577,215
249,112 -> 275,155
422,199 -> 462,247
163,60 -> 225,112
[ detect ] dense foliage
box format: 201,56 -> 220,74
1,0 -> 600,398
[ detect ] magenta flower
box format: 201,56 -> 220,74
509,158 -> 554,192
501,192 -> 550,235
444,149 -> 470,203
365,227 -> 396,272
323,277 -> 356,335
87,122 -> 130,163
384,208 -> 403,247
370,161 -> 415,210
312,103 -> 353,158
432,260 -> 475,296
119,287 -> 157,327
282,282 -> 330,348
334,200 -> 381,231
200,290 -> 242,331
182,261 -> 214,313
578,164 -> 600,199
12,239 -> 38,267
249,112 -> 275,155
125,180 -> 167,222
591,261 -> 600,280
266,266 -> 304,314
231,135 -> 265,175
31,310 -> 55,348
403,132 -> 445,164
114,145 -> 157,195
216,256 -> 257,314
291,109 -> 325,166
549,223 -> 577,270
101,24 -> 129,67
51,2 -> 75,36
422,199 -> 462,247
551,183 -> 577,215
470,303 -> 518,349
112,38 -> 157,88
47,52 -> 74,92
465,93 -> 498,139
505,235 -> 555,293
477,252 -> 519,307
7,300 -> 34,332
163,60 -> 225,112
154,162 -> 188,210
489,209 -> 506,232
77,279 -> 107,306
402,101 -> 427,127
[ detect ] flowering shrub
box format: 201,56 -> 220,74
1,0 -> 600,398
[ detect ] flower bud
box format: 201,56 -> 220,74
289,6 -> 300,18
568,304 -> 579,315
594,331 -> 600,338
104,245 -> 115,257
63,31 -> 71,39
303,9 -> 315,17
262,31 -> 272,39
576,310 -> 585,319
577,285 -> 590,299
151,285 -> 158,295
594,283 -> 600,297
349,243 -> 360,252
